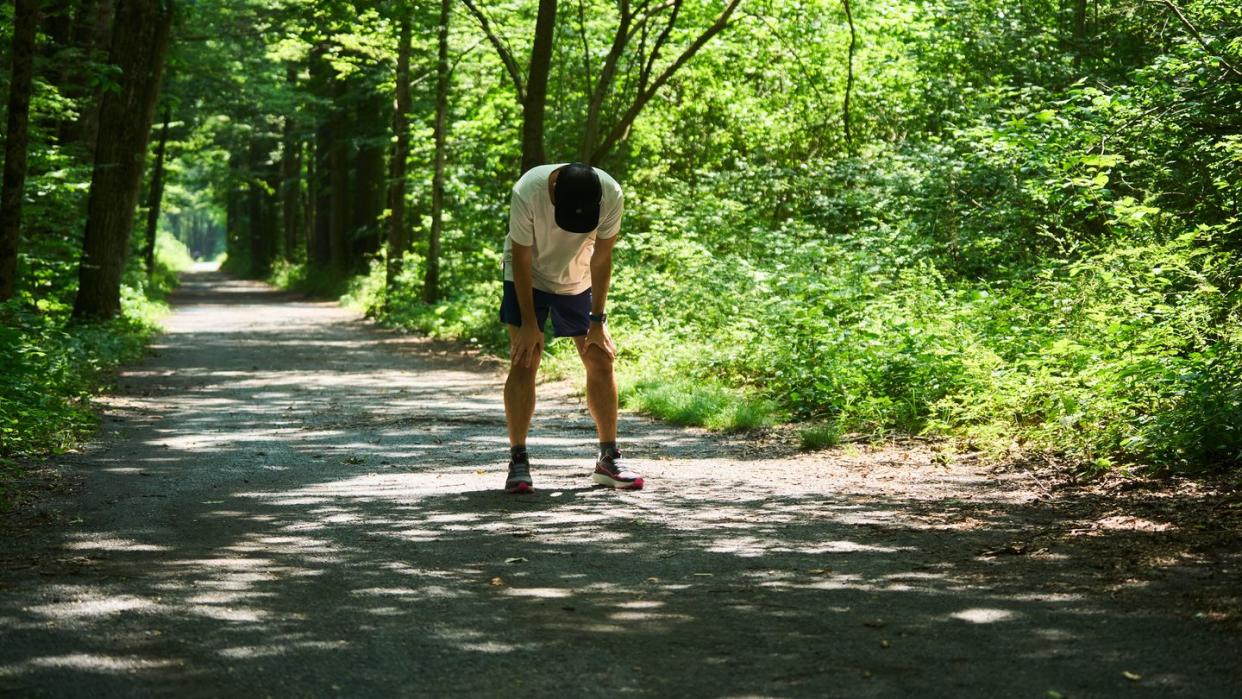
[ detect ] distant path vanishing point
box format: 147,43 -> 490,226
2,268 -> 1239,697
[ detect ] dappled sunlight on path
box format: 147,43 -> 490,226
2,271 -> 1239,696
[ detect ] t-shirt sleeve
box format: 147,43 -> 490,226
596,181 -> 623,240
508,186 -> 534,246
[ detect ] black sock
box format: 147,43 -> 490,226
599,441 -> 618,458
510,445 -> 528,463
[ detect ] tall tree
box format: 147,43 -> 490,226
522,0 -> 557,173
426,0 -> 451,302
72,0 -> 175,319
842,0 -> 856,151
0,0 -> 40,301
310,43 -> 334,269
77,0 -> 116,163
464,0 -> 743,168
580,0 -> 743,164
281,63 -> 304,261
462,0 -> 557,173
142,106 -> 172,279
386,7 -> 413,290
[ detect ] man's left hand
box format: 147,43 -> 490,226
585,322 -> 616,360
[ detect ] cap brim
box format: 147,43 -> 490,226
555,202 -> 601,234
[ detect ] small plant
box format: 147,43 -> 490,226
799,422 -> 842,451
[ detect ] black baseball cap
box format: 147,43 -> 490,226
554,163 -> 603,233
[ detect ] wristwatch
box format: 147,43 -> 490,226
589,312 -> 607,324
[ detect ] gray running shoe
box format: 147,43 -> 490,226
505,459 -> 533,494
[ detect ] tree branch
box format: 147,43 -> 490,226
580,0 -> 633,160
461,0 -> 527,101
1152,0 -> 1242,79
640,0 -> 681,96
591,0 -> 743,163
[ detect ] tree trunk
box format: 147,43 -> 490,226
303,140 -> 315,262
0,0 -> 40,302
328,76 -> 350,270
387,8 -> 412,290
310,45 -> 333,270
143,106 -> 171,280
521,0 -> 557,174
352,94 -> 386,262
72,0 -> 174,320
842,0 -> 856,152
226,151 -> 243,263
1072,0 -> 1087,70
281,64 -> 302,261
425,0 -> 451,303
77,0 -> 115,163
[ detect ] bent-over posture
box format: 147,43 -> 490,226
499,162 -> 643,493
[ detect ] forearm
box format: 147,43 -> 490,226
590,257 -> 611,316
512,245 -> 538,325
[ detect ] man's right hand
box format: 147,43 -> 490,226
511,322 -> 544,368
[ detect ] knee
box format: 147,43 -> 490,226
581,345 -> 614,376
508,360 -> 540,383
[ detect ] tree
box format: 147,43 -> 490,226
282,63 -> 304,261
386,7 -> 413,290
462,0 -> 557,172
842,0 -> 856,151
142,107 -> 172,279
0,0 -> 40,301
579,0 -> 743,164
464,0 -> 744,168
72,0 -> 175,319
425,0 -> 451,302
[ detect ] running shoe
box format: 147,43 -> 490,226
505,459 -> 534,494
592,450 -> 644,490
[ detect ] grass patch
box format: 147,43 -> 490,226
621,377 -> 775,432
799,422 -> 843,451
267,259 -> 353,299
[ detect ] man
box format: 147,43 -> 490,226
499,162 -> 644,494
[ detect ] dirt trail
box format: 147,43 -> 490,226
2,269 -> 1240,697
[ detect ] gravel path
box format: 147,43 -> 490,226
2,269 -> 1240,697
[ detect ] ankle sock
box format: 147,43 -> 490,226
599,441 -> 618,458
510,445 -> 528,463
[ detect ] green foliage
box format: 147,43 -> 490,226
138,0 -> 1242,474
1,232 -> 188,483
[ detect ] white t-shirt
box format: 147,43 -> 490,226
503,164 -> 623,295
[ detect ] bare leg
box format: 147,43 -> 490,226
574,336 -> 617,443
505,325 -> 541,447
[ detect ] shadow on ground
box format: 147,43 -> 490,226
1,271 -> 1239,697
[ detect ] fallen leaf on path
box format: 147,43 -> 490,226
879,640 -> 890,649
980,542 -> 1027,557
1122,671 -> 1142,681
505,557 -> 528,564
489,577 -> 504,587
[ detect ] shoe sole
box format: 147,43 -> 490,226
505,481 -> 534,494
592,472 -> 644,490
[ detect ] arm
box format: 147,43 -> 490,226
585,234 -> 618,359
510,241 -> 544,368
589,233 -> 616,316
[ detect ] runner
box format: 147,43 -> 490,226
499,162 -> 643,494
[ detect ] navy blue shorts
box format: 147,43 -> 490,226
499,281 -> 592,337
